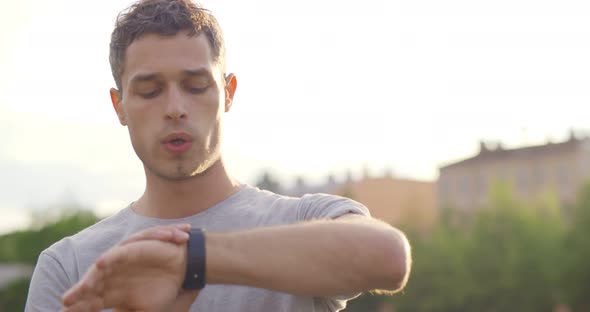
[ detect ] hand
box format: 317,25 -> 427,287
62,224 -> 200,312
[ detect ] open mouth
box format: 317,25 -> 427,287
162,133 -> 193,153
170,138 -> 186,146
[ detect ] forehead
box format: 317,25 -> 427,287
122,32 -> 219,87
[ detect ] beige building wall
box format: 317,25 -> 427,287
438,136 -> 590,211
333,177 -> 437,232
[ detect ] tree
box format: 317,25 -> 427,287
0,209 -> 99,264
0,278 -> 29,312
563,181 -> 590,311
345,182 -> 568,312
255,171 -> 282,194
0,209 -> 100,310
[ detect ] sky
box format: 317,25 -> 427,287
1,0 -> 589,233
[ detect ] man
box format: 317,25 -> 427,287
25,0 -> 412,311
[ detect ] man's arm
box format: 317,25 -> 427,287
206,214 -> 411,296
63,214 -> 411,311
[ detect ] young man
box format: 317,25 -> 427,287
25,0 -> 412,311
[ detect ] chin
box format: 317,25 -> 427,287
145,148 -> 221,180
157,160 -> 216,180
143,162 -> 196,181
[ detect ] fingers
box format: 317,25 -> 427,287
64,238 -> 186,310
95,241 -> 165,273
62,281 -> 88,307
120,224 -> 190,246
62,296 -> 103,312
96,244 -> 133,270
63,240 -> 187,312
63,265 -> 105,306
65,247 -> 131,309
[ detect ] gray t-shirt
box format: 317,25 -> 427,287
25,185 -> 370,312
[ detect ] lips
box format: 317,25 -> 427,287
162,132 -> 193,153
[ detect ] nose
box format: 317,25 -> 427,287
164,86 -> 188,120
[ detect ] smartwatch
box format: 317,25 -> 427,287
182,228 -> 207,289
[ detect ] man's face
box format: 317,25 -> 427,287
112,31 -> 234,180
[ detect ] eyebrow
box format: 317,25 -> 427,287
183,68 -> 213,79
129,68 -> 212,84
129,73 -> 158,84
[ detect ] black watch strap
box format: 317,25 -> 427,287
182,228 -> 206,290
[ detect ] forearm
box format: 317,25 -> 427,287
205,217 -> 411,296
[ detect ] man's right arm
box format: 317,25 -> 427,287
25,251 -> 72,312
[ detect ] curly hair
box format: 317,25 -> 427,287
109,0 -> 225,91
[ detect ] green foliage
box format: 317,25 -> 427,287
563,182 -> 590,310
0,210 -> 99,264
0,278 -> 30,312
346,181 -> 587,312
0,210 -> 99,310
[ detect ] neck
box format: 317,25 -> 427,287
132,158 -> 241,219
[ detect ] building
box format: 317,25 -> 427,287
283,173 -> 438,232
438,132 -> 590,211
333,177 -> 437,232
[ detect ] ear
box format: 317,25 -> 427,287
224,73 -> 237,113
110,88 -> 127,126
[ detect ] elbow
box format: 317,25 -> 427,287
374,228 -> 412,293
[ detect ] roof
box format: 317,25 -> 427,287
440,137 -> 589,170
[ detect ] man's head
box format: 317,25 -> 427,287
110,0 -> 225,91
109,0 -> 237,181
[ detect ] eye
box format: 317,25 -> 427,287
184,76 -> 210,94
139,89 -> 160,99
188,86 -> 208,94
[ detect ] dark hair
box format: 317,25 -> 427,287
109,0 -> 225,90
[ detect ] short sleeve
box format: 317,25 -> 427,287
25,251 -> 72,312
296,193 -> 370,222
296,193 -> 371,310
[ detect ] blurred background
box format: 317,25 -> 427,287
1,0 -> 589,310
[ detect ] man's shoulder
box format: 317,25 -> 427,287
242,186 -> 369,222
245,185 -> 343,203
296,192 -> 371,220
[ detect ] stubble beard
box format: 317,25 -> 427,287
145,149 -> 219,182
145,133 -> 221,182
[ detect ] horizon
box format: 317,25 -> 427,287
1,131 -> 587,235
